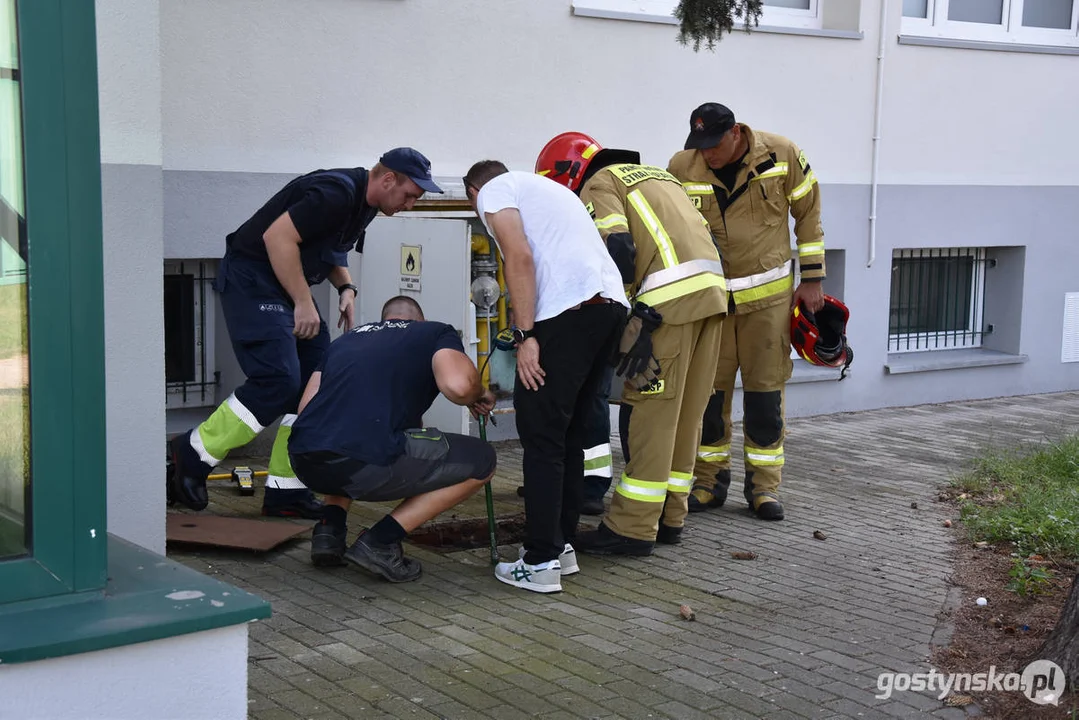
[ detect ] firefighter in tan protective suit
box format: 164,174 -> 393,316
668,103 -> 826,521
535,132 -> 728,556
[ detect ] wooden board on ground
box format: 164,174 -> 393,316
166,513 -> 309,552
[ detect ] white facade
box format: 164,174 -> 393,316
3,626 -> 249,720
156,0 -> 1079,184
146,0 -> 1079,430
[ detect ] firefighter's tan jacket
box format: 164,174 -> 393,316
581,164 -> 728,325
667,124 -> 825,315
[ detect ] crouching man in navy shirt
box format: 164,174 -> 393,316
288,296 -> 497,582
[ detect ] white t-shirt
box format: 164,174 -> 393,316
476,171 -> 630,322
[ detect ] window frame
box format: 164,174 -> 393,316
902,0 -> 1079,48
888,248 -> 987,354
164,260 -> 218,410
570,0 -> 824,31
0,0 -> 107,605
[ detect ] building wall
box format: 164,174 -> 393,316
96,0 -> 166,553
0,626 -> 249,720
155,0 -> 1079,427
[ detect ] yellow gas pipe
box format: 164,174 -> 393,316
470,234 -> 508,386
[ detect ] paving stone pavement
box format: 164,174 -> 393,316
170,391 -> 1079,720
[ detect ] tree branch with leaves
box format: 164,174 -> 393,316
675,0 -> 764,51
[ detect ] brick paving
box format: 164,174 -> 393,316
170,391 -> 1079,719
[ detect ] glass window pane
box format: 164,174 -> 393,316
904,0 -> 930,18
948,0 -> 1004,24
0,0 -> 28,561
765,0 -> 812,9
889,251 -> 976,350
1023,0 -> 1074,28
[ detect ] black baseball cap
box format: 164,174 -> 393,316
379,147 -> 443,194
684,103 -> 737,151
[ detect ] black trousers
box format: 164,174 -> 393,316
515,301 -> 625,564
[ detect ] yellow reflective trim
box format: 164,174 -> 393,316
730,273 -> 794,305
636,271 -> 727,307
614,473 -> 668,503
626,189 -> 678,269
798,241 -> 825,257
582,143 -> 600,160
537,169 -> 551,176
752,162 -> 788,181
682,183 -> 713,195
728,262 -> 791,292
594,213 -> 629,230
788,169 -> 818,201
667,472 -> 693,492
697,444 -> 731,461
745,445 -> 785,467
799,349 -> 815,363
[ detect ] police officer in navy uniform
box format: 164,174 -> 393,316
168,148 -> 443,518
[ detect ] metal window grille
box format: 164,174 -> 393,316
888,247 -> 987,352
164,260 -> 218,407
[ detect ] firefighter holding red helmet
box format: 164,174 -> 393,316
536,131 -> 728,555
668,103 -> 829,521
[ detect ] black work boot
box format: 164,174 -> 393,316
575,522 -> 654,557
687,485 -> 725,512
753,495 -> 785,521
344,531 -> 422,582
262,488 -> 324,519
656,524 -> 683,545
167,432 -> 209,511
688,469 -> 730,512
310,521 -> 347,567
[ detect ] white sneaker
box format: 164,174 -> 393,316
518,543 -> 579,576
494,558 -> 562,593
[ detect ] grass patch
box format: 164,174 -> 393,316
952,435 -> 1079,562
0,282 -> 28,361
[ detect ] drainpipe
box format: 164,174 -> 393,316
868,0 -> 889,268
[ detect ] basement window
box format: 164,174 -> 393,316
164,260 -> 217,408
888,248 -> 988,352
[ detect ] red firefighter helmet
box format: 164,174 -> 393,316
535,132 -> 605,192
791,295 -> 854,380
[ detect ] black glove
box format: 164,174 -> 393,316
612,302 -> 663,390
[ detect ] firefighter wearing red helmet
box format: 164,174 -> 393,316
668,103 -> 827,521
536,131 -> 728,555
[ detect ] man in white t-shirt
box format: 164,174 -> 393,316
464,160 -> 630,594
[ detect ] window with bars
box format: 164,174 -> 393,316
889,248 -> 989,352
164,260 -> 217,408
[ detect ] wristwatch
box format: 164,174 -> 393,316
336,283 -> 358,297
512,326 -> 535,345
